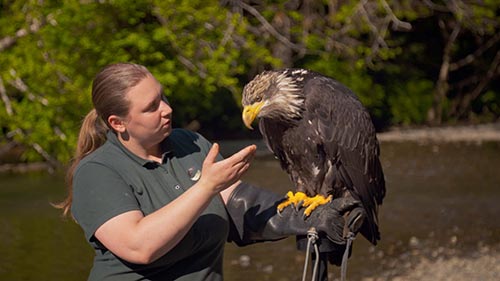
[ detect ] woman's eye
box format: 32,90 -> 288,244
147,101 -> 160,112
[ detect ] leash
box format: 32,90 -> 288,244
302,228 -> 320,281
340,232 -> 355,281
301,228 -> 355,281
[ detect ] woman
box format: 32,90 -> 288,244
57,63 -> 363,281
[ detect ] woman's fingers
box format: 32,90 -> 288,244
203,143 -> 220,166
200,144 -> 256,193
228,145 -> 256,166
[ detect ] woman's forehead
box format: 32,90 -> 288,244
126,76 -> 162,105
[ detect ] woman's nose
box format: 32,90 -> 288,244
160,101 -> 172,116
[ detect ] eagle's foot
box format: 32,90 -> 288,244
301,194 -> 332,217
277,191 -> 307,215
277,191 -> 332,217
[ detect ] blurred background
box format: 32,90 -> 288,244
0,0 -> 499,280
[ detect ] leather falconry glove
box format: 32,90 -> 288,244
225,182 -> 366,261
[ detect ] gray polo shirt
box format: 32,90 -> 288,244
72,129 -> 229,281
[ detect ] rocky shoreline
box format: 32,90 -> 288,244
377,122 -> 500,143
369,245 -> 500,281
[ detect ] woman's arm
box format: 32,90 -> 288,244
94,143 -> 256,264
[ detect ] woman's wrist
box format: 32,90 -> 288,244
192,178 -> 221,198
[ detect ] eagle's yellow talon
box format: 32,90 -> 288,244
276,192 -> 332,217
277,191 -> 296,212
302,195 -> 332,216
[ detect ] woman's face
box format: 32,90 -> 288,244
122,75 -> 173,149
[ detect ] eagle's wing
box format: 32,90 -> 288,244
304,75 -> 386,244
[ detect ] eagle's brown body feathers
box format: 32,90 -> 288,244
242,68 -> 386,245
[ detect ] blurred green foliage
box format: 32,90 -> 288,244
0,0 -> 498,166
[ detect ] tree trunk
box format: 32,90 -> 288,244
428,20 -> 460,124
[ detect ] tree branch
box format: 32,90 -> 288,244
31,142 -> 60,169
0,77 -> 13,116
422,0 -> 449,12
450,32 -> 500,71
221,11 -> 236,47
8,69 -> 49,106
359,0 -> 388,49
380,0 -> 412,31
152,8 -> 208,79
5,129 -> 61,171
430,20 -> 461,123
235,1 -> 306,53
0,17 -> 44,52
457,49 -> 500,117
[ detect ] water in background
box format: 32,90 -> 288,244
1,141 -> 499,280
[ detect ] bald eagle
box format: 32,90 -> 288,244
241,68 -> 385,245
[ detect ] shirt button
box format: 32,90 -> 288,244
174,185 -> 181,190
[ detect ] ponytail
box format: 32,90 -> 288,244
75,109 -> 108,158
54,109 -> 108,218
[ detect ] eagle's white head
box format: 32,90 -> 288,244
241,69 -> 309,129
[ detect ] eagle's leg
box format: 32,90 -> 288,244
277,191 -> 332,217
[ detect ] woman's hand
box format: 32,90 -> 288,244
199,143 -> 256,195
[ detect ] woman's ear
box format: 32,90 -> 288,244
108,115 -> 127,133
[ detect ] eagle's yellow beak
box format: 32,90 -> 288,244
242,101 -> 264,129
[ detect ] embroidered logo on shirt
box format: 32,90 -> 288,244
188,167 -> 201,181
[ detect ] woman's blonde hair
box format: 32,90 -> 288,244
55,63 -> 152,217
